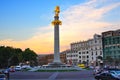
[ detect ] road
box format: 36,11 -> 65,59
10,70 -> 95,80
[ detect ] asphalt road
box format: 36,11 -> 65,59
10,70 -> 95,80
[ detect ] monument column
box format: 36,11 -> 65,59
52,6 -> 62,63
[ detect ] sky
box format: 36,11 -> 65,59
0,0 -> 120,54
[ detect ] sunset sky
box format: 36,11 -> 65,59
0,0 -> 120,54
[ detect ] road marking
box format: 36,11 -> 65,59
48,72 -> 59,80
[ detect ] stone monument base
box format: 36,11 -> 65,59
47,62 -> 66,68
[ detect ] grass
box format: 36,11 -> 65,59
83,68 -> 91,70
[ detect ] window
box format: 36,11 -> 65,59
92,52 -> 93,55
87,51 -> 88,54
100,51 -> 102,55
95,40 -> 97,43
79,60 -> 81,63
82,56 -> 85,58
76,55 -> 78,57
92,57 -> 93,60
95,47 -> 97,50
87,60 -> 89,62
96,52 -> 97,55
82,52 -> 85,54
87,56 -> 89,58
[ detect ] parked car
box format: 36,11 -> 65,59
9,67 -> 15,72
7,66 -> 15,72
0,74 -> 7,80
21,65 -> 31,69
110,70 -> 120,75
94,72 -> 120,80
15,66 -> 21,71
93,68 -> 103,75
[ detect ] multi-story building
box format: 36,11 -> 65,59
88,34 -> 103,66
66,49 -> 78,65
102,29 -> 120,60
66,34 -> 103,66
71,41 -> 89,65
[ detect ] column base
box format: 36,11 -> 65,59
48,62 -> 66,67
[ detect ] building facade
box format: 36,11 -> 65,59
66,34 -> 103,66
102,29 -> 120,60
71,41 -> 89,65
66,49 -> 78,65
37,53 -> 67,66
88,34 -> 103,66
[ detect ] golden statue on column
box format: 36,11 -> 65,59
52,6 -> 62,25
55,6 -> 60,16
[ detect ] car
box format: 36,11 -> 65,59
9,68 -> 15,72
110,70 -> 120,78
7,66 -> 15,72
77,64 -> 85,68
0,74 -> 7,80
15,66 -> 21,71
94,72 -> 120,80
21,65 -> 31,69
93,69 -> 103,75
110,71 -> 120,75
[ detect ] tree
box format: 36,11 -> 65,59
0,46 -> 38,68
23,48 -> 38,66
0,46 -> 15,68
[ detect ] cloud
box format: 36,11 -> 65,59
60,0 -> 120,40
0,0 -> 120,54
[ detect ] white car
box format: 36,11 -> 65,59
21,65 -> 31,69
15,66 -> 21,71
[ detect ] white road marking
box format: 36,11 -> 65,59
48,72 -> 59,80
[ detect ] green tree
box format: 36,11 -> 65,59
0,46 -> 15,68
0,46 -> 38,68
23,48 -> 38,66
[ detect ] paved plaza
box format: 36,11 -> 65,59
10,70 -> 95,80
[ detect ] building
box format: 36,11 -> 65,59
60,51 -> 67,64
88,34 -> 103,66
37,53 -> 67,66
66,34 -> 103,66
66,49 -> 78,65
102,29 -> 120,61
37,55 -> 48,66
71,41 -> 89,65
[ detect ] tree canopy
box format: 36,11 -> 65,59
0,46 -> 38,68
